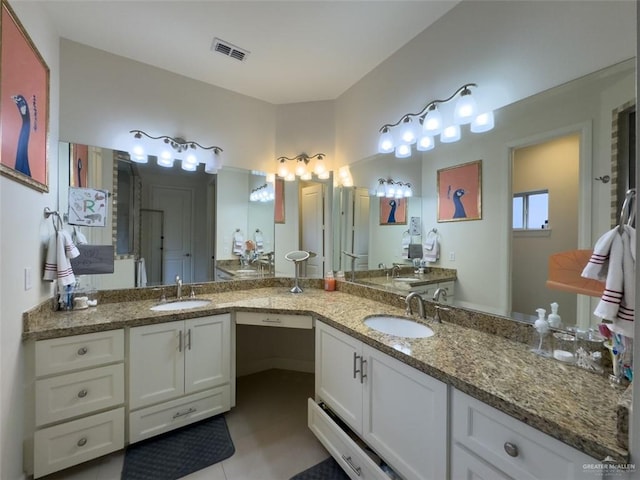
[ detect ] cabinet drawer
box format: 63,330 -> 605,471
35,364 -> 124,426
33,407 -> 124,478
36,330 -> 124,376
129,385 -> 231,444
452,389 -> 597,480
236,311 -> 313,329
308,399 -> 388,480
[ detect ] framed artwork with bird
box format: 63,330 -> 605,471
379,197 -> 407,225
0,0 -> 50,192
437,160 -> 482,222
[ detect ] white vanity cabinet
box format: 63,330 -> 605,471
313,320 -> 448,480
128,314 -> 231,443
26,329 -> 125,478
451,389 -> 601,480
410,280 -> 455,304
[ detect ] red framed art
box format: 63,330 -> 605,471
0,0 -> 50,192
437,160 -> 482,222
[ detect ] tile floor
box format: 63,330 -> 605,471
42,369 -> 330,480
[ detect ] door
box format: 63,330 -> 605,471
140,209 -> 163,286
129,322 -> 185,409
315,321 -> 363,434
151,185 -> 194,283
351,187 -> 370,270
363,345 -> 448,480
301,183 -> 324,277
184,315 -> 231,394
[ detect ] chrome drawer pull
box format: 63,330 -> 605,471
353,353 -> 363,379
360,358 -> 367,384
341,455 -> 362,476
77,437 -> 88,447
262,318 -> 282,323
172,407 -> 196,420
77,347 -> 88,356
77,389 -> 88,398
187,328 -> 192,350
504,442 -> 519,457
178,331 -> 183,353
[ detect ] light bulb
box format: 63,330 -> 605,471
376,182 -> 385,197
157,151 -> 174,167
471,111 -> 495,133
181,160 -> 197,171
378,129 -> 395,154
295,160 -> 307,177
266,173 -> 276,183
416,135 -> 434,151
300,172 -> 312,181
278,162 -> 289,178
184,153 -> 198,165
423,106 -> 443,136
399,118 -> 418,145
454,89 -> 478,125
284,172 -> 296,182
395,144 -> 411,158
131,144 -> 147,163
318,171 -> 331,180
440,125 -> 461,143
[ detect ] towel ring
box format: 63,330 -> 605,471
618,188 -> 636,233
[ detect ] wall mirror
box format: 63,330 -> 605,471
342,58 -> 635,329
57,145 -> 275,290
332,153 -> 423,274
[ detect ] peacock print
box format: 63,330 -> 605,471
387,199 -> 397,223
452,188 -> 467,218
12,94 -> 31,177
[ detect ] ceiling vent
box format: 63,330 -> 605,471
211,37 -> 249,62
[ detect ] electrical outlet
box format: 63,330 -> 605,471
24,267 -> 32,290
449,252 -> 455,261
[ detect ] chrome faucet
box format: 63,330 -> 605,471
175,275 -> 183,299
432,287 -> 449,323
405,292 -> 426,319
391,264 -> 401,278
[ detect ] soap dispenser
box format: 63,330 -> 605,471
531,308 -> 551,357
548,302 -> 562,328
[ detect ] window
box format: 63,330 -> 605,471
513,190 -> 549,230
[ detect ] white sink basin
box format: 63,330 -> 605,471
150,299 -> 212,311
364,315 -> 434,338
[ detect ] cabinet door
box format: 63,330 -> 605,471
363,345 -> 448,480
315,321 -> 364,434
129,322 -> 185,409
184,315 -> 231,395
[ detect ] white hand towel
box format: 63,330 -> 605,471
137,258 -> 148,287
423,231 -> 439,263
43,231 -> 80,288
401,232 -> 411,259
582,227 -> 618,280
73,227 -> 88,245
584,226 -> 635,338
254,231 -> 264,253
232,231 -> 244,255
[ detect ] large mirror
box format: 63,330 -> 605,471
337,58 -> 635,328
57,147 -> 275,290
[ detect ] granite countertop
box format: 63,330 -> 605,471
23,283 -> 628,463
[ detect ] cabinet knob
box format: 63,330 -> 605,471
77,437 -> 88,447
504,442 -> 519,457
77,389 -> 88,398
77,347 -> 88,356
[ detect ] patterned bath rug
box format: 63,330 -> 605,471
121,415 -> 234,480
290,456 -> 350,480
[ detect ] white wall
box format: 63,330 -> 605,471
59,39 -> 277,173
0,3 -> 59,479
335,0 -> 635,167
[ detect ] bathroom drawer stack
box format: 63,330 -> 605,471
26,329 -> 125,478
